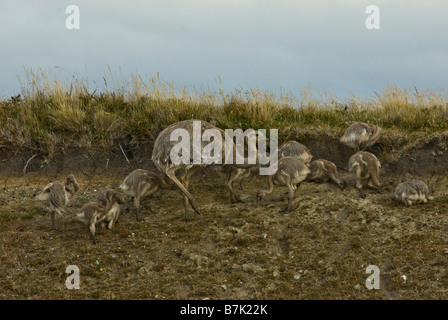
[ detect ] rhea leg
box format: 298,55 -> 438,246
134,184 -> 158,221
89,224 -> 97,244
134,196 -> 142,221
50,210 -> 58,230
226,169 -> 244,203
49,203 -> 63,231
165,167 -> 202,221
280,183 -> 295,213
182,167 -> 202,221
108,203 -> 120,229
144,185 -> 159,214
367,179 -> 382,194
239,181 -> 245,192
354,166 -> 366,198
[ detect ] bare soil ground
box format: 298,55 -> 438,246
1,133 -> 448,300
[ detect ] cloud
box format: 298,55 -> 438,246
0,1 -> 447,98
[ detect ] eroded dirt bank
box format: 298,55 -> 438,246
1,131 -> 448,299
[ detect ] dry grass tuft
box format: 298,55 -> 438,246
1,68 -> 448,155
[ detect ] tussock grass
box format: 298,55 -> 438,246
1,68 -> 447,155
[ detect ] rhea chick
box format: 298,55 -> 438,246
278,140 -> 312,165
394,180 -> 429,206
77,188 -> 124,244
257,157 -> 310,213
36,174 -> 79,230
216,164 -> 260,203
307,159 -> 346,190
119,169 -> 170,221
340,122 -> 381,151
348,151 -> 381,198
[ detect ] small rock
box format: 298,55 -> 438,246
294,274 -> 301,280
354,284 -> 362,290
239,194 -> 251,200
221,285 -> 227,290
138,267 -> 149,275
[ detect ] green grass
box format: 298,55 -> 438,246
1,68 -> 448,156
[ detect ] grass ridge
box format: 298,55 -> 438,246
1,69 -> 447,156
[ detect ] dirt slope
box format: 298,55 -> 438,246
1,131 -> 448,300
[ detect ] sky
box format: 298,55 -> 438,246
1,0 -> 447,99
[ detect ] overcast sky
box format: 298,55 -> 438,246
1,0 -> 447,99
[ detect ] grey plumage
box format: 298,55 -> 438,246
119,169 -> 170,221
36,174 -> 79,230
77,188 -> 124,244
348,151 -> 381,198
278,140 -> 312,165
151,120 -> 257,220
308,159 -> 345,190
340,122 -> 381,151
257,157 -> 310,213
394,180 -> 429,206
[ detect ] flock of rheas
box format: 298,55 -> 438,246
36,120 -> 429,244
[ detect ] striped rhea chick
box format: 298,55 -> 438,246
257,157 -> 310,213
77,189 -> 125,244
278,140 -> 312,165
36,174 -> 79,230
307,159 -> 346,190
340,122 -> 381,151
119,169 -> 170,221
348,151 -> 381,198
394,180 -> 429,206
